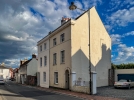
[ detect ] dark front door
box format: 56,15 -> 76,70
65,70 -> 69,89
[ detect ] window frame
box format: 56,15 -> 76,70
54,72 -> 58,84
60,33 -> 65,42
40,45 -> 42,52
43,72 -> 46,82
61,50 -> 65,63
53,53 -> 57,65
44,43 -> 47,50
40,57 -> 42,67
53,38 -> 57,46
44,56 -> 47,66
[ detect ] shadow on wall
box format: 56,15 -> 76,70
71,43 -> 111,86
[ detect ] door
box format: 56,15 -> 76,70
65,70 -> 69,89
118,74 -> 134,81
37,72 -> 40,86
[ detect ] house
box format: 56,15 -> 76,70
37,7 -> 111,93
9,68 -> 14,79
0,63 -> 11,80
13,68 -> 19,82
37,35 -> 49,88
18,54 -> 38,85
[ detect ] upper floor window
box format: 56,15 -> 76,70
44,43 -> 47,50
44,56 -> 47,66
40,45 -> 42,52
43,72 -> 46,82
61,50 -> 65,63
53,53 -> 57,65
53,38 -> 57,46
60,33 -> 65,42
40,57 -> 42,67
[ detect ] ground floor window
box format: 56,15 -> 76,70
54,72 -> 58,84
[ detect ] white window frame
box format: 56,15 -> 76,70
53,53 -> 57,65
44,56 -> 47,66
40,45 -> 42,52
61,50 -> 65,63
54,72 -> 58,84
60,33 -> 65,42
43,72 -> 46,82
40,57 -> 42,67
53,38 -> 57,46
44,43 -> 47,50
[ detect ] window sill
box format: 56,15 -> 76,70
60,62 -> 65,64
53,64 -> 57,66
54,83 -> 58,85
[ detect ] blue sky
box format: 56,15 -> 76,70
0,0 -> 134,68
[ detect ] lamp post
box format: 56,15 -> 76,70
69,2 -> 92,95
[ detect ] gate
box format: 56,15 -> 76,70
108,69 -> 115,86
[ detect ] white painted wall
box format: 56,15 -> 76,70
37,37 -> 49,88
0,68 -> 10,79
27,58 -> 38,76
115,69 -> 134,81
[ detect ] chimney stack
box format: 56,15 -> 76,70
32,54 -> 36,58
61,17 -> 70,25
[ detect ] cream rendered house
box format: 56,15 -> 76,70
0,63 -> 10,80
38,7 -> 111,93
37,35 -> 49,88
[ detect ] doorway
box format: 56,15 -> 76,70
65,70 -> 69,89
37,72 -> 40,86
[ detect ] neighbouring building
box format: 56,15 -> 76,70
37,6 -> 111,93
0,63 -> 11,79
37,35 -> 49,88
18,54 -> 38,85
13,68 -> 19,82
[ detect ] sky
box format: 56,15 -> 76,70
0,0 -> 134,68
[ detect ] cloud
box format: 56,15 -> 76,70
110,34 -> 122,45
82,0 -> 102,9
0,0 -> 72,68
113,44 -> 134,64
123,31 -> 134,36
107,0 -> 134,12
107,7 -> 134,27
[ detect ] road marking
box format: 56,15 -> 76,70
5,82 -> 10,86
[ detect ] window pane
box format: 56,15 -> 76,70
40,45 -> 42,51
44,72 -> 46,82
54,72 -> 58,84
40,57 -> 42,67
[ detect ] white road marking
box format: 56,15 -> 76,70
5,82 -> 10,86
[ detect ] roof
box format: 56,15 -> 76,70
0,65 -> 9,69
20,59 -> 32,67
37,7 -> 93,45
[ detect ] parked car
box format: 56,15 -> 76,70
114,79 -> 134,89
0,79 -> 5,85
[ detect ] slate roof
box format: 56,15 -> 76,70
20,59 -> 32,67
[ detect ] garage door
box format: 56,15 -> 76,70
118,74 -> 134,81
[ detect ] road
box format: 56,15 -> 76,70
0,81 -> 83,100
